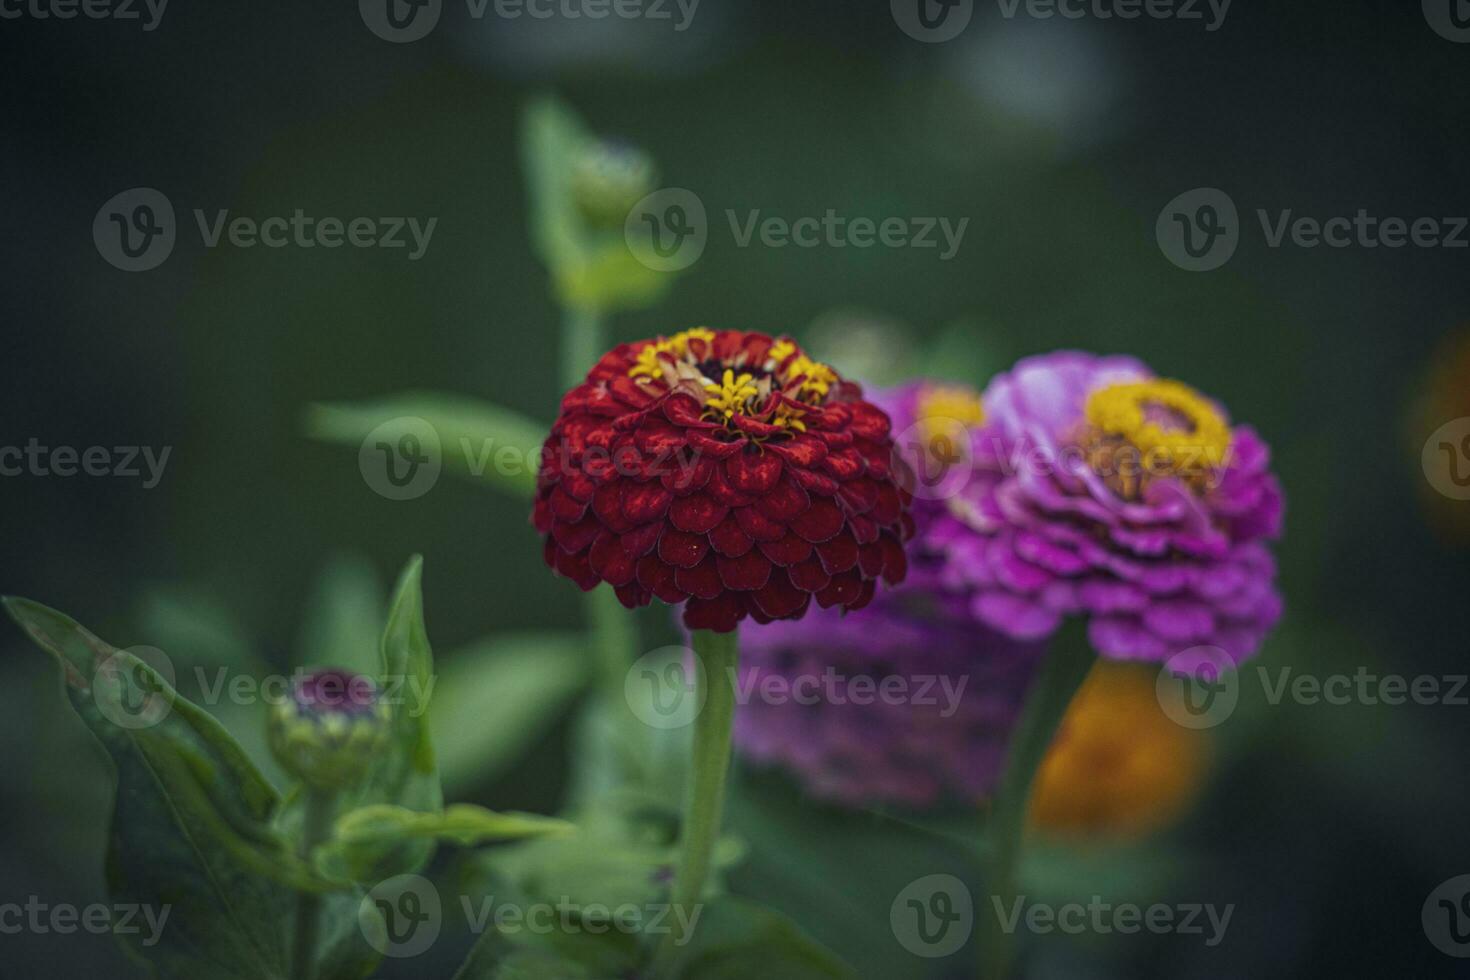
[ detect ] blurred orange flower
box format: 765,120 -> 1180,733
1027,661 -> 1209,840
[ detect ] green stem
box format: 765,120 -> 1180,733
561,305 -> 605,392
978,630 -> 1096,980
653,628 -> 739,976
290,789 -> 336,980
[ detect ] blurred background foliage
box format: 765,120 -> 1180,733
3,2 -> 1470,977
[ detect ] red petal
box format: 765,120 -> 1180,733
709,514 -> 755,557
635,419 -> 686,456
532,496 -> 552,533
609,375 -> 655,409
838,478 -> 877,515
735,505 -> 786,542
716,550 -> 773,591
858,541 -> 885,579
758,532 -> 812,567
669,494 -> 729,534
682,592 -> 744,633
705,464 -> 755,508
816,530 -> 860,574
562,469 -> 596,502
621,522 -> 663,558
788,555 -> 831,593
821,448 -> 864,481
657,528 -> 708,568
675,555 -> 725,600
661,453 -> 714,495
614,582 -> 651,608
662,392 -> 716,428
849,513 -> 879,545
756,475 -> 810,522
592,481 -> 626,527
552,516 -> 600,553
790,498 -> 845,543
767,434 -> 828,468
751,569 -> 808,619
550,486 -> 588,523
880,532 -> 909,584
849,579 -> 877,611
623,482 -> 673,523
790,467 -> 839,497
848,401 -> 891,441
553,546 -> 599,590
637,554 -> 688,603
590,532 -> 636,587
871,483 -> 903,525
726,450 -> 783,494
688,430 -> 744,459
816,570 -> 863,608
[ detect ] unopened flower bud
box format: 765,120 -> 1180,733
268,668 -> 391,791
571,138 -> 657,228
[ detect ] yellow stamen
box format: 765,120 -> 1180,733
703,368 -> 760,420
784,354 -> 836,402
772,400 -> 808,433
766,339 -> 797,368
1084,379 -> 1231,470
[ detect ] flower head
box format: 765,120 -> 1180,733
734,605 -> 1042,807
268,668 -> 391,791
533,329 -> 913,632
882,352 -> 1284,665
1028,661 -> 1208,839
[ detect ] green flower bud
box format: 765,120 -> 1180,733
268,668 -> 391,791
571,138 -> 657,228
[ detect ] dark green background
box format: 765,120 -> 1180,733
3,2 -> 1468,977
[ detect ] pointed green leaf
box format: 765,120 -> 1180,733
317,804 -> 572,881
2,597 -> 376,980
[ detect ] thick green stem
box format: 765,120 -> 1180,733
560,305 -> 605,392
290,789 -> 336,980
653,628 -> 739,975
978,631 -> 1096,980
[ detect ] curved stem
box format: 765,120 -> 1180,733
978,632 -> 1096,980
290,788 -> 336,980
653,628 -> 739,975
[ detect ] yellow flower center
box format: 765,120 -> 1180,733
1084,379 -> 1231,471
784,355 -> 836,403
915,384 -> 985,443
703,369 -> 761,420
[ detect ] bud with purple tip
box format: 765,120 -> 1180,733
268,668 -> 391,791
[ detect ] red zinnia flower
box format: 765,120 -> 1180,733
532,328 -> 914,632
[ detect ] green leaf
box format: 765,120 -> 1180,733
304,392 -> 547,499
666,897 -> 854,980
434,631 -> 590,795
2,597 -> 375,980
520,95 -> 677,314
318,804 -> 573,880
